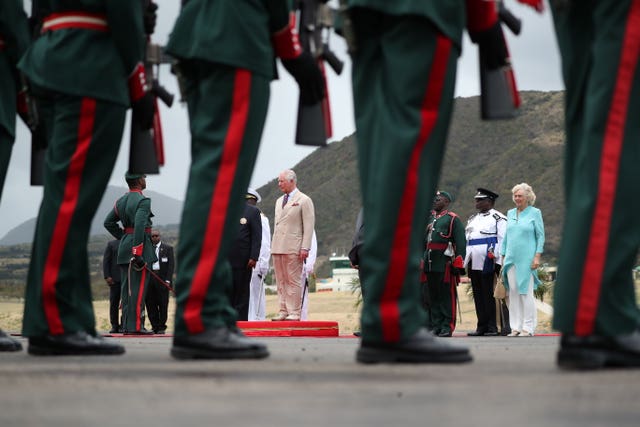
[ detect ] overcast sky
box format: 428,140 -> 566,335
0,1 -> 563,238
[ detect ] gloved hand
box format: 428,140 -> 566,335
143,1 -> 158,35
452,255 -> 464,269
129,63 -> 154,130
282,51 -> 325,105
17,88 -> 38,130
517,0 -> 544,12
131,255 -> 146,269
469,22 -> 509,70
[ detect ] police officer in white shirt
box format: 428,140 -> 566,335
464,188 -> 507,336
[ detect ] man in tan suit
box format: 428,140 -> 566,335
271,170 -> 315,321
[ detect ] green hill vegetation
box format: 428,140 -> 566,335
257,90 -> 566,276
0,91 -> 569,292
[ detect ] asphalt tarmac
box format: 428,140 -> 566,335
1,334 -> 639,427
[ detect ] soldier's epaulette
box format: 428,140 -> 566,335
493,213 -> 506,221
446,211 -> 458,219
468,212 -> 478,221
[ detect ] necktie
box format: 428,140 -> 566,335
282,193 -> 289,208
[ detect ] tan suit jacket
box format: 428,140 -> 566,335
272,190 -> 315,254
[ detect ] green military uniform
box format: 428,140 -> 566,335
104,187 -> 156,333
19,1 -> 146,338
0,1 -> 30,202
551,1 -> 640,337
424,208 -> 466,336
348,0 -> 464,344
166,1 -> 293,337
0,0 -> 30,352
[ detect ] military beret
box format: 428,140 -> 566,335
474,188 -> 499,201
125,172 -> 145,180
436,190 -> 453,202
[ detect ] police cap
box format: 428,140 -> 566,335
474,188 -> 499,201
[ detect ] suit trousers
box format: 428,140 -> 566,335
551,0 -> 640,336
469,269 -> 498,333
351,10 -> 459,343
230,267 -> 252,321
173,61 -> 270,336
23,95 -> 125,337
145,278 -> 170,331
109,282 -> 122,329
272,254 -> 304,317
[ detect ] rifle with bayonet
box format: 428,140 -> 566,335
293,0 -> 344,147
477,0 -> 523,120
129,0 -> 174,174
27,0 -> 47,186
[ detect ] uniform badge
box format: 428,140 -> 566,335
240,218 -> 247,225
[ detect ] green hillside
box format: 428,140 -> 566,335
0,91 -> 569,289
257,91 -> 566,275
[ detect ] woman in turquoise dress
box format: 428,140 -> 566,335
501,183 -> 545,337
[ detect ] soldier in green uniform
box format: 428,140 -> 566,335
18,0 -> 156,355
104,173 -> 156,335
550,0 -> 640,369
0,0 -> 30,352
166,0 -> 323,359
423,191 -> 466,338
347,0 -> 542,363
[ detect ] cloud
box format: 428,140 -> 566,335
0,1 -> 563,238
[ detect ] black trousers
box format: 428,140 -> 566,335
231,267 -> 252,321
469,269 -> 498,333
109,282 -> 122,329
145,278 -> 170,331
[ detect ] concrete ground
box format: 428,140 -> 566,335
1,335 -> 639,427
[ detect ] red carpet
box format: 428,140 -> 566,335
104,321 -> 340,338
237,321 -> 339,337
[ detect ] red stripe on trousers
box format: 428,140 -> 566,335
183,69 -> 251,334
42,97 -> 96,335
575,0 -> 640,336
448,270 -> 457,333
380,35 -> 452,342
136,267 -> 147,331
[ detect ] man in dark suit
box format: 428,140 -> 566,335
103,239 -> 122,333
228,197 -> 262,321
146,229 -> 175,334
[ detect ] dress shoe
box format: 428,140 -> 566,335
356,327 -> 472,364
438,331 -> 452,337
28,331 -> 125,356
558,330 -> 640,370
0,329 -> 22,352
484,330 -> 499,337
171,327 -> 269,360
353,331 -> 362,337
154,328 -> 167,335
271,312 -> 288,321
507,331 -> 520,337
109,326 -> 121,334
467,330 -> 486,337
284,315 -> 300,321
